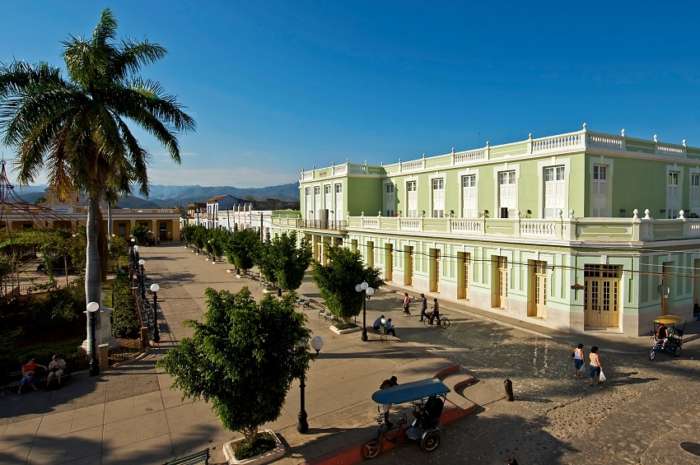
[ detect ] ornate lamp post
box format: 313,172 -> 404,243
138,258 -> 146,299
86,301 -> 100,376
298,335 -> 324,433
150,283 -> 160,343
355,281 -> 375,341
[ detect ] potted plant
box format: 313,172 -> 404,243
159,288 -> 311,464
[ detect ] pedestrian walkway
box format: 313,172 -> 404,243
0,245 -> 504,465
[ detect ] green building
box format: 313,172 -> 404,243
272,125 -> 700,336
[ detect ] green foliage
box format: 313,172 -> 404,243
132,224 -> 150,245
313,247 -> 384,321
257,232 -> 312,292
225,229 -> 260,272
109,235 -> 129,270
158,288 -> 310,443
111,271 -> 140,338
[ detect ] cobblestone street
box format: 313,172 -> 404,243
370,310 -> 700,465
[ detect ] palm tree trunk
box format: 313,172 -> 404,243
85,193 -> 102,305
107,201 -> 113,251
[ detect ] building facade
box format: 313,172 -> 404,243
273,126 -> 700,336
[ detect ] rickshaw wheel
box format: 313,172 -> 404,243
362,439 -> 380,459
420,430 -> 441,452
648,349 -> 656,361
674,345 -> 682,356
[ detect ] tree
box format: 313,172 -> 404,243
225,229 -> 260,273
255,240 -> 278,290
0,8 -> 194,310
158,288 -> 310,451
313,246 -> 383,321
270,232 -> 311,293
131,224 -> 150,245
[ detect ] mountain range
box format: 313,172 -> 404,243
13,183 -> 299,209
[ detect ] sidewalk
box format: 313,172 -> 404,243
0,245 -> 504,465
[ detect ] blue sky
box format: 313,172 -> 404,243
2,0 -> 700,188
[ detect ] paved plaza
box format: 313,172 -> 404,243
0,244 -> 699,465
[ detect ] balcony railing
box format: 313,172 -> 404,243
272,217 -> 347,231
344,211 -> 700,243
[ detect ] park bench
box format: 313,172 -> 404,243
163,448 -> 209,465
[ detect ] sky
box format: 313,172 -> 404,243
2,0 -> 700,188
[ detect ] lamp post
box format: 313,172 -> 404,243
86,301 -> 100,376
150,283 -> 160,343
298,335 -> 324,434
138,258 -> 146,300
355,281 -> 374,341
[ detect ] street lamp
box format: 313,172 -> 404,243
355,281 -> 374,341
86,301 -> 100,376
138,258 -> 146,299
150,283 -> 160,343
298,335 -> 324,434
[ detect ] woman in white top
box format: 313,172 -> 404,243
572,344 -> 585,378
589,346 -> 602,386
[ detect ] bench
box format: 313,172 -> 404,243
163,449 -> 210,465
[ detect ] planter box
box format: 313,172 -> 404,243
222,430 -> 285,465
330,324 -> 361,335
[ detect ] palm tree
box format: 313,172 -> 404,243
0,9 -> 194,307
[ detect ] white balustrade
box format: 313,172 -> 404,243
301,171 -> 314,181
656,144 -> 686,155
453,148 -> 486,165
687,222 -> 700,236
399,218 -> 422,231
333,163 -> 347,175
519,220 -> 558,238
361,217 -> 380,229
587,133 -> 624,150
450,218 -> 482,234
400,159 -> 424,172
531,132 -> 583,153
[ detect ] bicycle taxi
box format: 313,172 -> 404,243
362,378 -> 449,459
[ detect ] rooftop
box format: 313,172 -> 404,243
299,125 -> 700,182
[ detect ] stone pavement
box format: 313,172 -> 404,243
0,245 -> 503,465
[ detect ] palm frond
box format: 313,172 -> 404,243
111,40 -> 166,78
92,8 -> 117,46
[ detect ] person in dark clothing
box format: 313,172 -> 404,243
656,323 -> 668,348
419,294 -> 429,321
379,376 -> 399,428
385,318 -> 397,337
429,299 -> 441,325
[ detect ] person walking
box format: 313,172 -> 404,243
589,346 -> 603,386
429,299 -> 441,325
402,292 -> 412,315
572,344 -> 585,378
419,294 -> 429,321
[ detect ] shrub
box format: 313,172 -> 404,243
111,272 -> 140,338
132,224 -> 150,245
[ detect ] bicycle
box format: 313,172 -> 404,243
423,315 -> 451,329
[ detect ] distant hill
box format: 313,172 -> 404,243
12,182 -> 299,209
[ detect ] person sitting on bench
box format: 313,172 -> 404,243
373,315 -> 385,332
47,354 -> 67,388
18,358 -> 46,394
384,318 -> 397,337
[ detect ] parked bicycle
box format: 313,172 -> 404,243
423,314 -> 451,329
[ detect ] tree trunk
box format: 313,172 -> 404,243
107,201 -> 113,251
85,193 -> 102,306
63,253 -> 69,287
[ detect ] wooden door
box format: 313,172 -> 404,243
584,265 -> 621,328
493,256 -> 508,308
429,248 -> 440,292
528,261 -> 547,318
661,262 -> 672,315
457,252 -> 470,300
385,244 -> 393,282
404,246 -> 413,286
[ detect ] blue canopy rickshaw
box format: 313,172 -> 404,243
362,378 -> 450,459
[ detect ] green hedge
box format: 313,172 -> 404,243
111,271 -> 140,338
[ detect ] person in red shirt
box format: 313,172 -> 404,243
17,358 -> 46,394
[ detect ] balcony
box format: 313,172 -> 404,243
272,217 -> 347,232
346,211 -> 700,245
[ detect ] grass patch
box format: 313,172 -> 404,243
235,432 -> 277,460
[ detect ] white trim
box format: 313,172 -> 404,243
428,173 -> 446,218
589,157 -> 614,217
689,167 -> 700,215
404,176 -> 419,217
383,180 -> 396,216
457,168 -> 479,219
493,163 -> 520,218
665,164 -> 683,218
537,157 -> 571,218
